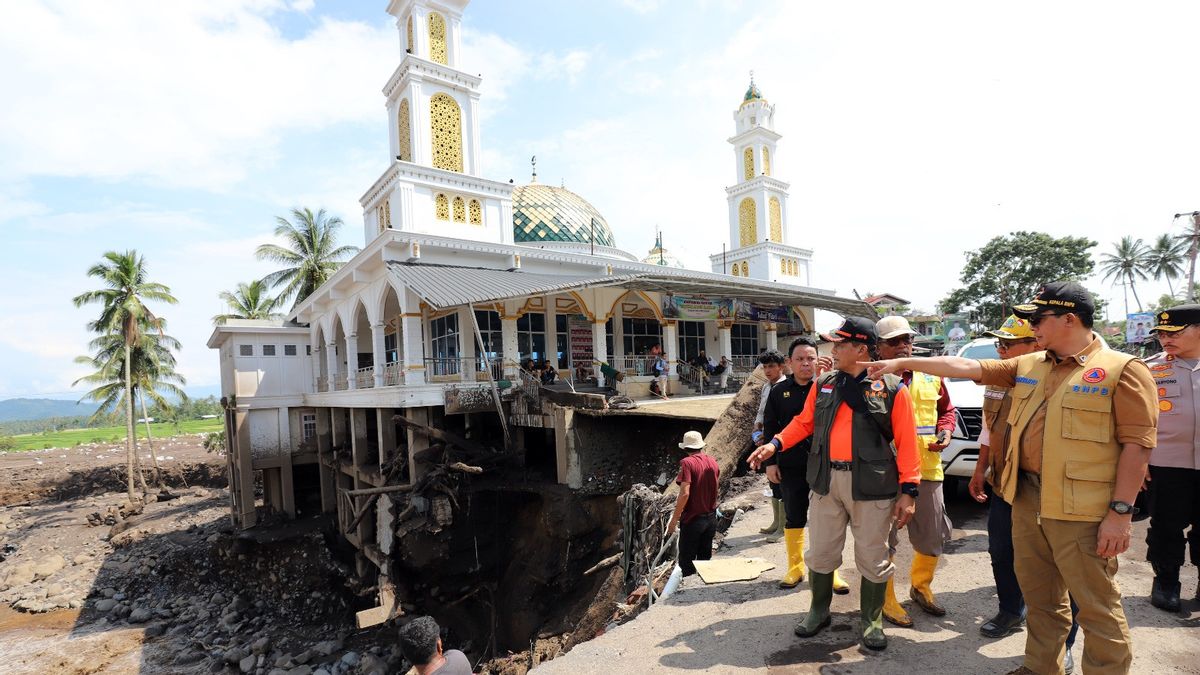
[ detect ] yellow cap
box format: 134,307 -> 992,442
984,315 -> 1035,340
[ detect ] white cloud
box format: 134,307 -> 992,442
0,1 -> 395,190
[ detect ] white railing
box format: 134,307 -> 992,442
355,366 -> 375,389
608,354 -> 665,377
424,356 -> 502,381
317,375 -> 328,393
730,355 -> 759,371
334,375 -> 349,391
383,361 -> 404,386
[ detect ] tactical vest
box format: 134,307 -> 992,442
909,371 -> 945,482
981,384 -> 1015,494
807,371 -> 903,501
999,347 -> 1136,521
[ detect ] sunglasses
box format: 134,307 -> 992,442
995,339 -> 1037,351
883,335 -> 914,347
1028,312 -> 1067,327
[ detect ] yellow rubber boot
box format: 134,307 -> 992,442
882,574 -> 913,627
832,569 -> 850,595
909,553 -> 946,616
779,528 -> 806,588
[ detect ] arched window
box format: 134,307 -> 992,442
780,258 -> 786,274
428,12 -> 448,65
406,15 -> 414,53
469,199 -> 482,225
769,197 -> 782,242
377,201 -> 392,232
738,197 -> 756,247
741,262 -> 749,277
430,93 -> 463,173
743,147 -> 754,181
732,263 -> 740,277
435,193 -> 449,220
763,146 -> 771,176
397,98 -> 412,162
452,196 -> 466,223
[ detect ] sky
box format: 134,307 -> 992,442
3,0 -> 1200,400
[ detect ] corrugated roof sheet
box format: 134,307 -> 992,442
387,262 -> 876,319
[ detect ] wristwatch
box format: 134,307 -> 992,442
900,483 -> 919,499
1109,500 -> 1139,516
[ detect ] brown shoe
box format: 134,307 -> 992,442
1004,667 -> 1037,675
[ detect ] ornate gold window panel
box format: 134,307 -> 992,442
741,262 -> 749,277
732,263 -> 740,277
435,193 -> 449,220
738,197 -> 756,247
397,98 -> 412,162
406,15 -> 414,53
780,258 -> 786,274
430,93 -> 463,173
469,198 -> 482,225
743,147 -> 754,181
769,197 -> 782,242
428,12 -> 448,65
763,146 -> 771,176
452,196 -> 466,223
377,201 -> 392,233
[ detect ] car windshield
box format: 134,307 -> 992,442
950,342 -> 1000,380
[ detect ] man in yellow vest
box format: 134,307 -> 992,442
865,282 -> 1158,675
873,316 -> 956,626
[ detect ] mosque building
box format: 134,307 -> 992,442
207,0 -> 870,601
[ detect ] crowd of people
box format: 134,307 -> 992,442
669,281 -> 1193,674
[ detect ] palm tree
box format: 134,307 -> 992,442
1146,233 -> 1189,299
1099,236 -> 1150,316
255,208 -> 359,307
75,330 -> 186,489
73,250 -> 177,503
213,279 -> 285,325
1180,213 -> 1200,303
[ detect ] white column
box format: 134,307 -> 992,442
371,323 -> 387,388
764,323 -> 778,353
460,308 -> 475,383
592,320 -> 608,386
325,341 -> 339,391
344,333 -> 359,390
546,305 -> 559,368
663,321 -> 679,393
311,346 -> 322,392
501,316 -> 519,379
402,314 -> 425,385
718,323 -> 733,360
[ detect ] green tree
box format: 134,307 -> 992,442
1146,233 -> 1188,298
255,208 -> 359,308
213,279 -> 285,325
1099,236 -> 1150,316
73,250 -> 177,503
1179,213 -> 1200,303
941,232 -> 1098,330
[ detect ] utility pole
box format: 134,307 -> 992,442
1173,212 -> 1200,303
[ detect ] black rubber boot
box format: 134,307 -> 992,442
1151,576 -> 1182,612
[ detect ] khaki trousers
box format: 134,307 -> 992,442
808,469 -> 896,583
888,479 -> 953,557
1012,475 -> 1132,675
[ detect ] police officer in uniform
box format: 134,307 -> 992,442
750,317 -> 920,651
866,282 -> 1158,675
1144,304 -> 1200,612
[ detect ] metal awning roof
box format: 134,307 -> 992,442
387,262 -> 875,318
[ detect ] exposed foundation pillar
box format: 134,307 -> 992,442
405,407 -> 431,484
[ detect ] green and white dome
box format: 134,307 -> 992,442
512,183 -> 616,248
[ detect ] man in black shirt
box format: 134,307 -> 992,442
763,337 -> 849,593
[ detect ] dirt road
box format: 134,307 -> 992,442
534,478 -> 1200,674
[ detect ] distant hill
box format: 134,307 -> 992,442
0,398 -> 99,423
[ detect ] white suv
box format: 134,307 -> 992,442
935,338 -> 1000,488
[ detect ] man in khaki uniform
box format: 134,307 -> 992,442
866,282 -> 1158,675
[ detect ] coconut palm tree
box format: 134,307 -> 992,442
1179,213 -> 1200,303
1146,233 -> 1189,299
1099,236 -> 1150,316
213,279 -> 285,325
255,208 -> 359,307
75,329 -> 186,489
73,250 -> 177,503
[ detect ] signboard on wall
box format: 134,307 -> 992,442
661,295 -> 733,321
732,300 -> 791,323
567,315 -> 593,374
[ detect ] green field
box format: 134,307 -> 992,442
7,418 -> 223,452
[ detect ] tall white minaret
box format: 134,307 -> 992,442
709,74 -> 811,285
360,0 -> 514,246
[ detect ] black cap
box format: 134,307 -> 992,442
1151,304 -> 1200,333
1013,281 -> 1095,320
821,316 -> 877,345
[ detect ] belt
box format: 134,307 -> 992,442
1020,470 -> 1041,489
830,460 -> 852,471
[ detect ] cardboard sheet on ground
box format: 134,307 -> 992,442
693,558 -> 775,584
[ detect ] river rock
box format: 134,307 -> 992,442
239,654 -> 257,673
313,639 -> 342,656
339,651 -> 360,668
2,563 -> 35,588
95,598 -> 118,613
128,607 -> 152,623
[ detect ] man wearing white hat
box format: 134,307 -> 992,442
875,315 -> 957,626
667,430 -> 720,576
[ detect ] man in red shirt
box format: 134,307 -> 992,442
750,317 -> 920,650
667,430 -> 720,576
